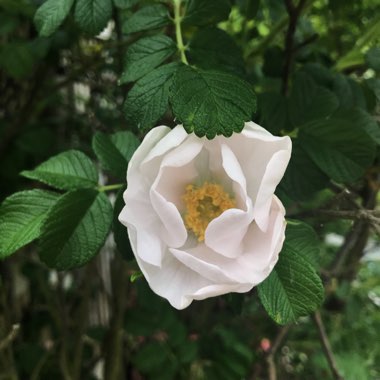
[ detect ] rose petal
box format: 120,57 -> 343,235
170,246 -> 236,283
149,136 -> 204,247
204,143 -> 253,258
127,126 -> 170,180
141,125 -> 189,169
119,207 -> 163,267
225,122 -> 291,231
138,251 -> 214,310
153,136 -> 203,208
191,283 -> 254,300
239,195 -> 286,273
253,149 -> 291,231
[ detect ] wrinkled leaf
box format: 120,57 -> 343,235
0,190 -> 60,258
170,65 -> 256,138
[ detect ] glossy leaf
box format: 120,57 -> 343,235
120,35 -> 176,84
39,189 -> 113,270
183,0 -> 231,26
122,4 -> 169,34
0,190 -> 59,258
170,65 -> 256,138
258,221 -> 324,324
21,150 -> 98,190
75,0 -> 112,35
92,131 -> 139,178
124,63 -> 179,130
34,0 -> 74,37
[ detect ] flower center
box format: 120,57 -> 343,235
182,182 -> 236,242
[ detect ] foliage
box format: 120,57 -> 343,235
0,0 -> 379,379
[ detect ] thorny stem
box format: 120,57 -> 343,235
173,0 -> 189,65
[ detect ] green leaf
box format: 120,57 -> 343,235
349,107 -> 380,145
279,141 -> 329,201
258,224 -> 324,324
113,0 -> 137,9
365,77 -> 380,103
170,65 -> 256,138
39,189 -> 113,270
75,0 -> 112,35
120,35 -> 176,84
299,111 -> 377,183
122,4 -> 169,34
284,220 -> 320,269
238,0 -> 260,19
0,40 -> 47,80
332,74 -> 366,110
183,0 -> 231,26
188,27 -> 245,75
34,0 -> 74,37
365,46 -> 380,71
21,150 -> 98,191
289,72 -> 339,127
258,92 -> 288,134
124,62 -> 179,130
92,131 -> 139,179
0,190 -> 60,259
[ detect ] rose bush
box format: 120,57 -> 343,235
119,122 -> 292,309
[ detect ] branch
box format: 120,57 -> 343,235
313,312 -> 344,380
329,184 -> 379,279
0,324 -> 20,352
290,209 -> 380,235
266,325 -> 291,380
282,0 -> 308,95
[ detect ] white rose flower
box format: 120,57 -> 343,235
119,122 -> 292,309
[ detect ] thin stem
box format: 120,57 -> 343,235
282,0 -> 308,95
0,325 -> 20,352
266,325 -> 291,380
313,312 -> 344,380
98,184 -> 124,192
173,0 -> 189,65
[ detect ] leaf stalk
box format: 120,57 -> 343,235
98,184 -> 124,192
173,0 -> 189,65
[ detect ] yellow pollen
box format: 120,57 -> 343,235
182,182 -> 236,242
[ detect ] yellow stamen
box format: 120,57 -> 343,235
182,182 -> 236,242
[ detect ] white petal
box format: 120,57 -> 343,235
127,126 -> 170,179
239,195 -> 286,275
253,149 -> 291,231
178,243 -> 252,284
191,283 -> 254,300
171,247 -> 236,283
153,135 -> 203,208
141,125 -> 188,168
204,143 -> 253,258
205,208 -> 251,258
119,211 -> 163,267
149,135 -> 204,247
223,124 -> 291,231
139,251 -> 214,310
121,168 -> 164,265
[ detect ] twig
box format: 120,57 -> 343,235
329,183 -> 379,279
313,312 -> 344,380
289,208 -> 380,235
266,325 -> 291,380
282,0 -> 308,95
0,325 -> 20,351
292,33 -> 319,51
